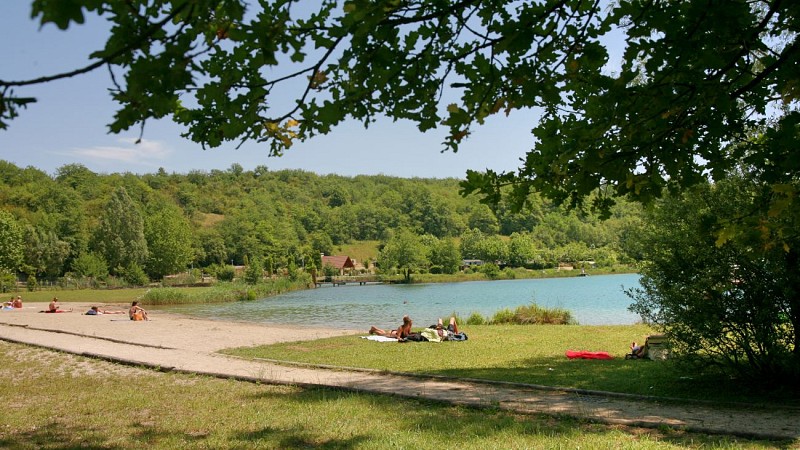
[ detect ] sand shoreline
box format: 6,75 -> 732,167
0,302 -> 360,352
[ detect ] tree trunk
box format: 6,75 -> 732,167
785,249 -> 800,359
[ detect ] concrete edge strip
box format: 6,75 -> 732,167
0,336 -> 796,442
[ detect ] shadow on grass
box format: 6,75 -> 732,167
419,354 -> 799,406
0,380 -> 779,449
0,421 -> 125,450
405,357 -> 748,404
243,387 -> 776,448
234,425 -> 371,449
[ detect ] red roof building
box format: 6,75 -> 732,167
321,255 -> 355,275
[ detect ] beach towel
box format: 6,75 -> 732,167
361,335 -> 398,342
565,350 -> 613,360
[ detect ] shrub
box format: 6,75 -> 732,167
26,274 -> 37,291
629,176 -> 800,384
480,263 -> 501,279
141,288 -> 189,304
122,263 -> 150,287
161,271 -> 199,287
465,312 -> 486,325
490,308 -> 516,324
0,271 -> 15,293
514,302 -> 575,325
244,258 -> 263,285
216,265 -> 235,282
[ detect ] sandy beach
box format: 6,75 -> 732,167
0,302 -> 359,352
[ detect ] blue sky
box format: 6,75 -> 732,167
0,3 -> 621,179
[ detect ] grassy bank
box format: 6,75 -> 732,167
10,279 -> 312,306
139,279 -> 310,305
0,344 -> 781,449
397,264 -> 638,284
223,324 -> 798,406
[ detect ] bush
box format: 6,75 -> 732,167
628,177 -> 800,384
490,308 -> 516,324
26,274 -> 37,291
513,302 -> 575,325
480,263 -> 501,279
0,271 -> 15,293
485,303 -> 575,325
216,265 -> 235,282
161,271 -> 200,287
244,258 -> 263,285
122,263 -> 150,287
465,312 -> 486,325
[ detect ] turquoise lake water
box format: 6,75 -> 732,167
159,273 -> 642,329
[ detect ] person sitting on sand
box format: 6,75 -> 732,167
129,301 -> 149,321
12,295 -> 22,308
369,315 -> 412,340
45,297 -> 72,313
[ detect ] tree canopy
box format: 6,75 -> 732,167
2,1 -> 797,226
0,160 -> 639,283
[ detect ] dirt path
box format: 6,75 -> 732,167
1,303 -> 798,442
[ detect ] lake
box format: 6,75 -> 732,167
159,273 -> 642,329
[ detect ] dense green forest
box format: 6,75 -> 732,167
0,160 -> 642,288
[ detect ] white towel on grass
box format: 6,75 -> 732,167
361,335 -> 398,342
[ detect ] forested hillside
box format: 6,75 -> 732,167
0,160 -> 642,287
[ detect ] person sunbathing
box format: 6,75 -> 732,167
85,306 -> 125,315
420,317 -> 467,342
369,315 -> 412,340
435,317 -> 459,336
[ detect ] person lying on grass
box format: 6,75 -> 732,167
369,315 -> 412,340
401,317 -> 469,342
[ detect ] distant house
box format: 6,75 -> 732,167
462,259 -> 484,269
321,255 -> 355,275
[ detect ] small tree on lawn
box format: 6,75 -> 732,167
628,175 -> 799,384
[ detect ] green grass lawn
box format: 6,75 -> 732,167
223,324 -> 798,406
0,343 -> 783,449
